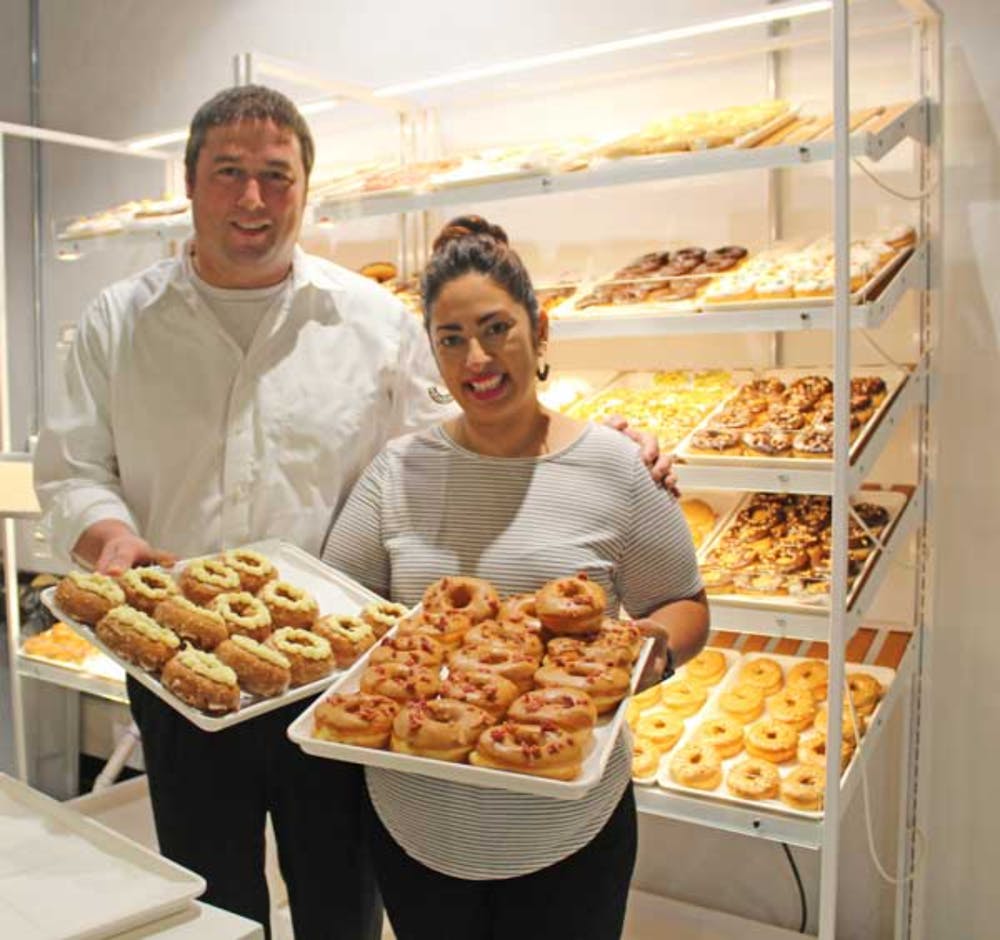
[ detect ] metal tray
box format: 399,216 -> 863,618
674,364 -> 911,470
0,773 -> 205,939
653,651 -> 896,819
288,635 -> 654,801
41,540 -> 385,732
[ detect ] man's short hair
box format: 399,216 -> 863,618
185,84 -> 315,186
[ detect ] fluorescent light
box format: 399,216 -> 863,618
374,1 -> 832,97
127,129 -> 188,151
299,100 -> 339,116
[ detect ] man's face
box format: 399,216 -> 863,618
187,118 -> 307,288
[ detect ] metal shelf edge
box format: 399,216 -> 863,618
16,654 -> 129,704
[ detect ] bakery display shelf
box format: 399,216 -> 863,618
311,100 -> 927,225
16,652 -> 128,704
548,245 -> 925,341
672,366 -> 924,495
54,224 -> 191,261
634,631 -> 916,849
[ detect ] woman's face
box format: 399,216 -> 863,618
428,272 -> 546,427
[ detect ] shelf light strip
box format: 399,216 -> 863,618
125,1 -> 831,152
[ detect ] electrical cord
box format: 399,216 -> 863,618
781,842 -> 808,933
852,157 -> 940,202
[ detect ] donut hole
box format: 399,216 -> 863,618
447,585 -> 473,608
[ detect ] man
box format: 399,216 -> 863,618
35,85 -> 674,938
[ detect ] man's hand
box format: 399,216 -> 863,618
604,415 -> 679,496
72,520 -> 176,575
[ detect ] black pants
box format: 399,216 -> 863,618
366,782 -> 637,940
128,678 -> 381,940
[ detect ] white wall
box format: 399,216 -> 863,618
12,0 -> 999,936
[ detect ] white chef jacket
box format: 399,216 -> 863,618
34,246 -> 451,562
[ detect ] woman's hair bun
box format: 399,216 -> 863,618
431,214 -> 509,254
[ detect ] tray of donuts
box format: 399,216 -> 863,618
695,488 -> 909,610
40,539 -> 409,732
649,651 -> 894,818
674,365 -> 910,469
288,573 -> 655,800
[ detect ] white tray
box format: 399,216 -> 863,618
674,364 -> 910,470
697,487 -> 911,614
653,651 -> 896,819
288,635 -> 654,801
631,646 -> 743,785
40,539 -> 385,732
0,773 -> 204,939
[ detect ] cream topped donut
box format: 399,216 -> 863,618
464,620 -> 544,659
179,558 -> 241,605
506,687 -> 598,745
421,576 -> 500,624
535,573 -> 606,635
220,548 -> 278,594
215,634 -> 291,698
470,722 -> 583,780
439,669 -> 520,720
313,692 -> 400,747
359,600 -> 410,639
258,581 -> 319,630
369,634 -> 445,668
390,698 -> 494,762
154,595 -> 229,651
447,643 -> 539,694
96,605 -> 180,671
118,567 -> 180,615
162,646 -> 241,714
533,660 -> 630,714
209,591 -> 272,642
55,571 -> 126,625
314,614 -> 376,667
360,661 -> 440,704
266,627 -> 333,686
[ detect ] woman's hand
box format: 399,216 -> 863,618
632,617 -> 673,694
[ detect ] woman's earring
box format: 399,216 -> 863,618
536,361 -> 550,382
427,385 -> 454,404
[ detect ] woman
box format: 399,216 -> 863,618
322,215 -> 709,939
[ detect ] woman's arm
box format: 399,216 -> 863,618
633,589 -> 711,693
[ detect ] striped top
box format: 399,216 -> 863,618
322,423 -> 702,879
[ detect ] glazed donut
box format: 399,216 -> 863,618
766,686 -> 818,732
694,715 -> 744,759
118,567 -> 179,615
215,634 -> 291,697
814,702 -> 864,743
737,658 -> 784,697
209,591 -> 272,642
533,660 -> 630,714
266,627 -> 334,686
797,729 -> 854,772
369,634 -> 445,669
421,576 -> 500,624
95,605 -> 180,671
447,643 -> 539,694
313,692 -> 400,747
745,718 -> 799,764
54,571 -> 125,625
659,678 -> 708,718
718,684 -> 766,724
314,614 -> 376,668
595,619 -> 644,660
535,574 -> 606,635
507,687 -> 598,745
258,581 -> 319,630
470,722 -> 583,781
220,548 -> 278,594
786,659 -> 829,701
683,649 -> 728,687
390,698 -> 494,762
161,646 -> 241,714
781,764 -> 826,811
726,758 -> 780,800
465,620 -> 544,659
498,593 -> 542,632
153,595 -> 229,651
544,637 -> 633,670
179,558 -> 241,606
635,708 -> 684,751
396,610 -> 473,649
669,742 -> 723,790
359,661 -> 440,703
359,600 -> 410,639
632,738 -> 661,778
847,672 -> 882,716
440,669 -> 520,720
